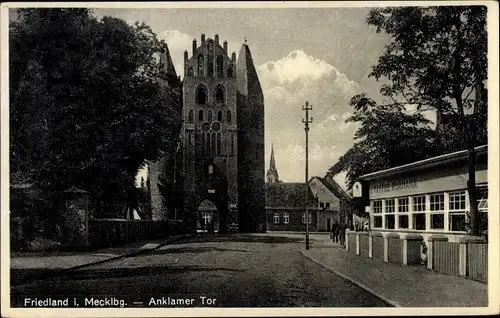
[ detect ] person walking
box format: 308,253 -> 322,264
339,221 -> 347,246
331,221 -> 339,244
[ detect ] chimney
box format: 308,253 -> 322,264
192,39 -> 197,55
184,50 -> 188,64
223,41 -> 228,54
231,52 -> 236,63
201,33 -> 205,44
215,34 -> 219,44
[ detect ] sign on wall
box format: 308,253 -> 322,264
371,178 -> 418,193
352,181 -> 363,198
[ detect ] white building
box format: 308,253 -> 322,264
357,145 -> 488,243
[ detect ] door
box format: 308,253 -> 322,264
327,218 -> 331,232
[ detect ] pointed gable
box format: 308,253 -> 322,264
236,44 -> 263,102
159,43 -> 178,79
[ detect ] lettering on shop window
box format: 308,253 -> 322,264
371,179 -> 418,193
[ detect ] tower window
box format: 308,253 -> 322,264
195,85 -> 207,104
217,133 -> 221,156
214,85 -> 225,104
187,67 -> 194,76
198,55 -> 204,76
218,110 -> 222,122
216,55 -> 224,78
207,52 -> 214,77
227,66 -> 233,78
230,133 -> 234,156
201,133 -> 206,155
208,110 -> 213,121
211,133 -> 216,157
227,110 -> 232,123
198,109 -> 204,121
205,133 -> 210,156
188,109 -> 193,123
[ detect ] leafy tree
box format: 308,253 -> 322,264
330,93 -> 441,189
10,8 -> 182,217
365,6 -> 487,236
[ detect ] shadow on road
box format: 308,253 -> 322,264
173,234 -> 302,245
15,264 -> 245,285
145,246 -> 253,256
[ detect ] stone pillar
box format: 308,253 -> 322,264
61,187 -> 90,247
383,235 -> 389,263
356,232 -> 360,255
345,229 -> 350,251
368,234 -> 373,258
458,236 -> 486,277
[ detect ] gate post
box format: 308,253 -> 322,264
61,187 -> 90,247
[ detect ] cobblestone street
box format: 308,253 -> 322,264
11,234 -> 389,307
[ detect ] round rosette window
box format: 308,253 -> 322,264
202,122 -> 211,132
212,122 -> 221,131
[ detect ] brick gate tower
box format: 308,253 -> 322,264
148,34 -> 266,233
180,34 -> 266,233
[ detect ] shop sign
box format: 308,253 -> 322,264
371,178 -> 418,193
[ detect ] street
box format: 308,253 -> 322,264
11,234 -> 390,307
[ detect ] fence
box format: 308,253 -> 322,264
88,219 -> 192,248
433,240 -> 460,276
468,242 -> 488,283
344,230 -> 487,284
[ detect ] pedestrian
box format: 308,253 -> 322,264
331,221 -> 339,244
339,222 -> 347,246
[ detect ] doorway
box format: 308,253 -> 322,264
197,199 -> 219,233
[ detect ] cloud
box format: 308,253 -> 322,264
260,50 -> 361,189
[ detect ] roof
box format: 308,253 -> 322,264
313,175 -> 352,202
159,43 -> 177,78
359,145 -> 487,181
265,182 -> 316,208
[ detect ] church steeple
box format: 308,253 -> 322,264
267,144 -> 279,184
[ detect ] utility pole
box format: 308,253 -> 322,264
302,101 -> 313,250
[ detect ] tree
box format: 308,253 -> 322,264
10,8 -> 182,217
330,93 -> 441,189
365,6 -> 488,236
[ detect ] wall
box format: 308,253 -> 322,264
317,210 -> 339,232
309,177 -> 340,211
266,208 -> 319,232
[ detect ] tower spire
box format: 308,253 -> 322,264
266,144 -> 279,184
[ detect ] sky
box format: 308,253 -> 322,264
92,7 -> 436,190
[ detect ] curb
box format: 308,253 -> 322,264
300,250 -> 401,308
11,233 -> 196,286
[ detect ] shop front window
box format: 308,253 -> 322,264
384,199 -> 395,229
430,193 -> 445,230
412,195 -> 426,230
398,197 -> 409,229
449,191 -> 467,232
372,200 -> 382,228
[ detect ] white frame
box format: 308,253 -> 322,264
429,193 -> 445,230
283,212 -> 290,224
273,213 -> 280,224
448,190 -> 467,232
